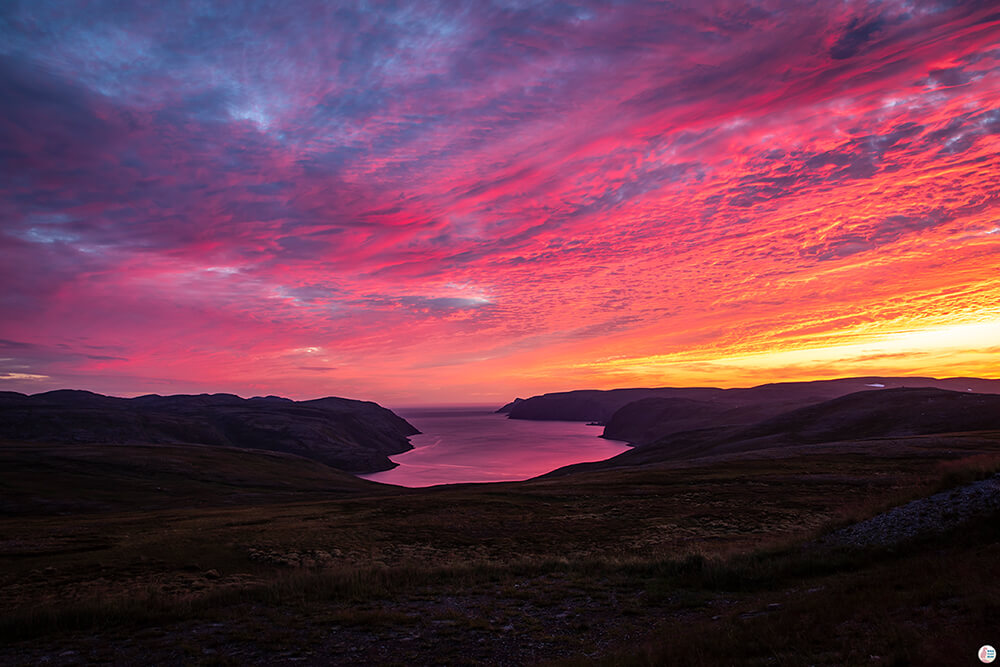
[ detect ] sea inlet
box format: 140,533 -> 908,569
359,407 -> 631,487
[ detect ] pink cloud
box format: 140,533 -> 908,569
1,1 -> 998,403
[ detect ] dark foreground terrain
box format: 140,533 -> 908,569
2,383 -> 1000,665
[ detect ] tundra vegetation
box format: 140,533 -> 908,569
1,385 -> 999,664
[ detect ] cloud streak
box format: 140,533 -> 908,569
1,0 -> 998,402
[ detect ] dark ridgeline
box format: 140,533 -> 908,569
601,377 -> 1000,445
496,376 -> 1000,477
502,387 -> 719,423
494,397 -> 525,414
0,389 -> 419,474
501,376 -> 1000,439
540,386 -> 1000,476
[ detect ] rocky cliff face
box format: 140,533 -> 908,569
0,390 -> 419,474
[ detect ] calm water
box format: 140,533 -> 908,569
359,408 -> 631,487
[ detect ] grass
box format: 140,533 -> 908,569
583,508 -> 1000,666
1,431 -> 1000,663
933,450 -> 1000,490
0,440 -> 388,515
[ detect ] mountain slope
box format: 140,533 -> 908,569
0,390 -> 419,473
0,441 -> 393,515
504,387 -> 728,423
546,387 -> 1000,475
500,376 -> 1000,444
733,387 -> 1000,445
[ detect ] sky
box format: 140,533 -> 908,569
0,0 -> 998,406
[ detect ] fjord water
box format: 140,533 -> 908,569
359,408 -> 631,487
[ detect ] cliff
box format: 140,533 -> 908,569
545,387 -> 1000,476
495,397 -> 525,414
0,390 -> 419,474
501,376 -> 1000,444
503,387 -> 727,423
602,376 -> 1000,444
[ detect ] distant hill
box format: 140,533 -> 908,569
0,390 -> 419,473
502,387 -> 729,423
730,386 -> 1000,447
544,387 -> 1000,476
499,377 -> 1000,444
495,397 -> 526,414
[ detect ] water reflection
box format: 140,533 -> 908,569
359,408 -> 631,487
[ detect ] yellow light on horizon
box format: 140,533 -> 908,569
569,318 -> 1000,385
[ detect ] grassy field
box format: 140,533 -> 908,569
2,432 -> 999,664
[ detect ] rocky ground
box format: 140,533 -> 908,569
818,473 -> 1000,548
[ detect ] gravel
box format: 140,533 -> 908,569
818,473 -> 1000,548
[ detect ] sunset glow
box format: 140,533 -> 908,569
1,1 -> 998,404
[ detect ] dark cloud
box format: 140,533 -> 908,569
830,14 -> 886,60
801,209 -> 953,261
401,296 -> 493,312
927,66 -> 974,87
566,316 -> 644,340
0,339 -> 38,350
0,335 -> 128,366
0,54 -> 119,170
720,110 -> 992,210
